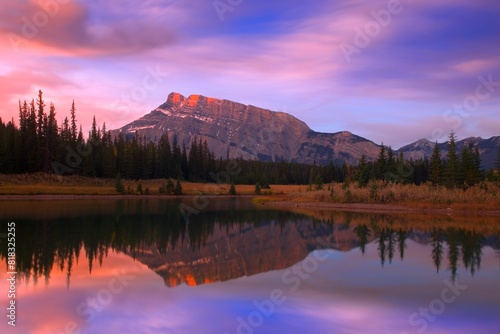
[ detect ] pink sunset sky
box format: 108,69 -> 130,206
0,0 -> 499,148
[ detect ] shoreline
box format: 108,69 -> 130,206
1,193 -> 499,217
0,194 -> 254,201
261,200 -> 500,217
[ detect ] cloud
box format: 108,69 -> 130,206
0,0 -> 498,145
0,0 -> 178,57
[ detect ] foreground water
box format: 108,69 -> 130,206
0,198 -> 499,334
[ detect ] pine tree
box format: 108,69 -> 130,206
429,142 -> 442,185
356,154 -> 370,187
473,146 -> 482,184
36,90 -> 45,139
61,117 -> 71,145
143,141 -> 155,179
156,134 -> 171,178
386,147 -> 396,178
90,116 -> 99,142
25,100 -> 39,172
376,144 -> 387,180
0,118 -> 19,173
171,135 -> 182,179
181,143 -> 188,180
308,160 -> 317,190
495,147 -> 500,180
42,102 -> 59,172
445,131 -> 458,188
394,151 -> 408,184
314,173 -> 324,190
188,136 -> 199,181
459,144 -> 471,187
115,173 -> 125,193
101,124 -> 117,178
495,147 -> 500,172
174,179 -> 183,195
202,140 -> 211,178
70,100 -> 78,144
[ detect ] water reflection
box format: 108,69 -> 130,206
0,199 -> 498,286
355,223 -> 486,282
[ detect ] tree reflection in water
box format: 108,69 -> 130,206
1,199 -> 498,286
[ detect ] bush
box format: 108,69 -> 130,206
159,179 -> 175,194
115,174 -> 125,194
167,179 -> 175,194
174,179 -> 183,195
229,183 -> 237,195
369,183 -> 378,201
315,175 -> 324,190
255,182 -> 261,195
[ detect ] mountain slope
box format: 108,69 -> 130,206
112,92 -> 380,165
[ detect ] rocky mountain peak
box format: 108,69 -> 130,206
166,92 -> 185,106
113,91 -> 382,165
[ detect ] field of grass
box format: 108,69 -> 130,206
281,180 -> 500,209
0,173 -> 303,196
1,174 -> 499,214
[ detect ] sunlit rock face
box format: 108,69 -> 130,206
112,92 -> 381,165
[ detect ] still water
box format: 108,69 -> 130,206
0,198 -> 499,334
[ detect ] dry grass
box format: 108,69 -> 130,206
288,181 -> 500,210
0,173 -> 303,196
1,174 -> 499,213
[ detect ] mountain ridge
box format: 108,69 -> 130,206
112,92 -> 499,169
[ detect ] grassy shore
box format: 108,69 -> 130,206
0,173 -> 303,196
277,180 -> 500,211
1,173 -> 499,215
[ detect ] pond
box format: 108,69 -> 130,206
0,198 -> 499,334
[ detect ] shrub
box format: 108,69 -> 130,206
115,174 -> 125,194
229,183 -> 237,195
255,182 -> 261,195
167,179 -> 175,194
174,179 -> 182,195
369,183 -> 378,201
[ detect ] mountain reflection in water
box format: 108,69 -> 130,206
1,198 -> 498,287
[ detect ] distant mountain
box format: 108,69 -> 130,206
112,92 -> 381,165
397,136 -> 500,170
112,92 -> 499,168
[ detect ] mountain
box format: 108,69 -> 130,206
397,136 -> 500,170
112,92 -> 499,168
112,92 -> 381,165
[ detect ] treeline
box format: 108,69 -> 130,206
355,131 -> 500,188
1,91 -> 499,186
0,90 -> 348,184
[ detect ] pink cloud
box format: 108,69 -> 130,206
0,0 -> 177,57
